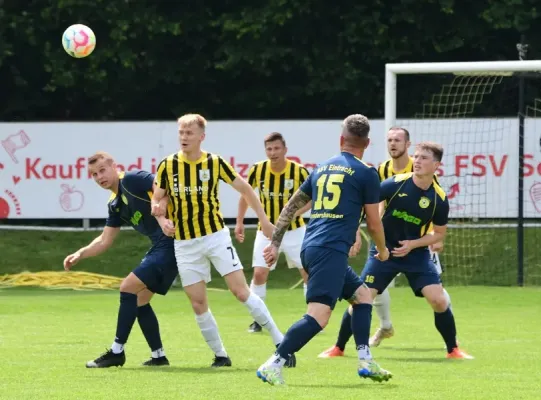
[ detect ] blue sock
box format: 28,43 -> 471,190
335,308 -> 352,351
434,307 -> 458,353
114,292 -> 138,345
276,314 -> 322,359
137,304 -> 163,352
351,303 -> 372,356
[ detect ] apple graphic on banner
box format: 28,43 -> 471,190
59,184 -> 84,212
0,197 -> 10,218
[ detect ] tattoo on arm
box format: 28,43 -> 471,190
271,190 -> 311,247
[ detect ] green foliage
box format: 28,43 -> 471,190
1,0 -> 540,121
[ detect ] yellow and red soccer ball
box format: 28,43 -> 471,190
62,24 -> 96,58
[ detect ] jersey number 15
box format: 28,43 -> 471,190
314,173 -> 344,210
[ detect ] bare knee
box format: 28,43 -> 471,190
252,267 -> 270,286
184,283 -> 209,315
349,284 -> 376,306
426,294 -> 448,313
137,289 -> 154,306
307,303 -> 332,328
224,270 -> 251,302
119,273 -> 146,294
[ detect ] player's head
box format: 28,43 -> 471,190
264,132 -> 287,165
387,127 -> 411,159
340,114 -> 370,153
178,113 -> 206,153
413,142 -> 443,177
88,151 -> 119,190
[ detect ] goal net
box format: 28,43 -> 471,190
385,61 -> 541,286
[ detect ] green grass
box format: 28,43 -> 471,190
0,287 -> 540,399
1,226 -> 540,287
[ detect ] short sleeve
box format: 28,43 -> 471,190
299,166 -> 310,183
299,174 -> 313,197
123,171 -> 154,192
362,168 -> 380,205
247,165 -> 257,188
155,159 -> 168,190
433,197 -> 449,226
105,205 -> 122,228
219,156 -> 238,183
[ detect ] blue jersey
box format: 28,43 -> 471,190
299,152 -> 380,254
106,170 -> 173,247
379,172 -> 449,262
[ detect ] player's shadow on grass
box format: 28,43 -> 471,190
122,366 -> 254,373
383,346 -> 442,352
380,356 -> 448,363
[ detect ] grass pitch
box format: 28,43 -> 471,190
1,287 -> 540,400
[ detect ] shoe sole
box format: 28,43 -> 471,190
358,369 -> 393,382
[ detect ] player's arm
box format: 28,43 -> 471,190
63,226 -> 120,270
270,187 -> 311,249
293,166 -> 312,217
235,165 -> 257,242
294,201 -> 312,217
151,159 -> 169,216
364,170 -> 387,258
408,224 -> 447,249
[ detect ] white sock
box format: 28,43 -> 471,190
373,289 -> 393,329
357,344 -> 372,361
443,288 -> 452,310
151,348 -> 166,358
250,280 -> 267,302
111,341 -> 124,354
303,283 -> 308,298
195,310 -> 228,358
243,292 -> 284,345
264,352 -> 286,369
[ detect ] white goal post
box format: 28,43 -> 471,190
385,60 -> 541,134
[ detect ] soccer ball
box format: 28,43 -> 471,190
62,24 -> 96,58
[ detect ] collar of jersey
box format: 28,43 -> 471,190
268,159 -> 290,175
108,171 -> 126,202
391,156 -> 413,175
178,151 -> 207,164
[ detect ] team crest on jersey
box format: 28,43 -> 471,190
284,179 -> 294,190
199,169 -> 210,182
419,196 -> 431,209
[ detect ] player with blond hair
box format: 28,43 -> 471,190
152,114 -> 295,368
64,152 -> 178,368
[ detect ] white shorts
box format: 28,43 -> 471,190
252,226 -> 305,270
430,250 -> 443,275
174,227 -> 243,287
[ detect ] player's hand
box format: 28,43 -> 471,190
349,230 -> 362,257
430,241 -> 444,253
159,218 -> 176,237
263,244 -> 279,266
234,223 -> 245,243
261,221 -> 275,240
63,252 -> 81,271
151,202 -> 166,217
392,240 -> 413,257
374,246 -> 389,261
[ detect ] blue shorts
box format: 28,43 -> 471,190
133,243 -> 178,296
360,253 -> 441,297
301,246 -> 363,310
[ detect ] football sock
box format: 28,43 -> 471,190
335,308 -> 353,351
243,292 -> 283,345
274,314 -> 322,362
112,292 -> 138,353
249,280 -> 267,302
195,309 -> 228,358
351,303 -> 373,360
137,303 -> 164,353
373,288 -> 393,329
434,307 -> 458,353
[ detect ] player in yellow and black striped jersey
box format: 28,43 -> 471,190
151,114 -> 295,368
235,132 -> 312,333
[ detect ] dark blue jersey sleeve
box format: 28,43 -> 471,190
379,177 -> 399,202
105,207 -> 122,228
433,197 -> 450,226
363,168 -> 381,204
122,170 -> 154,192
